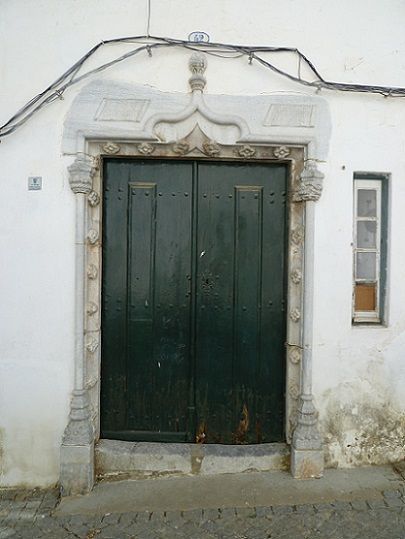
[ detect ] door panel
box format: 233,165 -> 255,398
195,163 -> 287,443
101,158 -> 287,443
102,160 -> 193,441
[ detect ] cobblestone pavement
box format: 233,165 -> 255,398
1,485 -> 404,539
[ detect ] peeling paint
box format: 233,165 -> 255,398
323,399 -> 405,468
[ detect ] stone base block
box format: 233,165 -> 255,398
60,442 -> 95,496
291,448 -> 324,479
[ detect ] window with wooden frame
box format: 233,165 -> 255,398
353,173 -> 388,324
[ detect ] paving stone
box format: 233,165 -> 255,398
202,508 -> 220,521
2,481 -> 405,539
118,512 -> 136,527
313,502 -> 334,512
218,507 -> 236,518
272,504 -> 294,514
101,512 -> 120,525
294,503 -> 316,513
182,508 -> 203,521
383,489 -> 402,498
366,498 -> 388,509
254,505 -> 273,518
384,496 -> 404,508
135,511 -> 151,523
0,527 -> 16,539
350,499 -> 369,511
330,500 -> 352,511
235,506 -> 256,518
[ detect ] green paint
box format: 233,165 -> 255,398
101,159 -> 287,443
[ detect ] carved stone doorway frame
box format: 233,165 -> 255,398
60,53 -> 326,494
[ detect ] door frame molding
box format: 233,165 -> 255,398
60,52 -> 329,494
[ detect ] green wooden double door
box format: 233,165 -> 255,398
101,158 -> 287,444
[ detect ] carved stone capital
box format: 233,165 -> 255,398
68,155 -> 96,195
293,161 -> 324,202
189,52 -> 207,92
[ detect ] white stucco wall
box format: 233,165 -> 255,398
1,0 -> 404,487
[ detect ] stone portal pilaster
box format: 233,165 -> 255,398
60,154 -> 96,495
291,161 -> 324,478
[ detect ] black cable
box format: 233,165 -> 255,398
1,35 -> 404,139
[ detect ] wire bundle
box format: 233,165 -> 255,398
1,35 -> 404,139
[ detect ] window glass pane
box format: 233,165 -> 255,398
355,283 -> 376,311
357,189 -> 376,217
357,221 -> 377,248
356,252 -> 376,280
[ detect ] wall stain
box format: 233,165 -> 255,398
190,444 -> 204,474
322,399 -> 405,468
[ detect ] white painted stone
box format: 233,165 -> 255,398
94,98 -> 150,122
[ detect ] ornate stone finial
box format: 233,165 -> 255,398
189,52 -> 207,92
293,161 -> 324,202
68,154 -> 95,195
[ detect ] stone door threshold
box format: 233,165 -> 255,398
96,439 -> 289,479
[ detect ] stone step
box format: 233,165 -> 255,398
96,439 -> 289,479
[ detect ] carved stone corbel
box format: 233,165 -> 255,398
293,161 -> 324,202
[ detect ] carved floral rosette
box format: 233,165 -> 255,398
273,145 -> 290,159
102,142 -> 121,155
173,142 -> 190,156
237,145 -> 256,158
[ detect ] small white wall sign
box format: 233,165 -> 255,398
28,176 -> 42,190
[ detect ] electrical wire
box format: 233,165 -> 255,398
146,0 -> 151,37
1,35 -> 405,139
